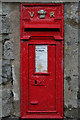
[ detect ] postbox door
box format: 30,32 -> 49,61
29,43 -> 56,111
21,3 -> 63,119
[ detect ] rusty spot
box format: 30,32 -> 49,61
65,18 -> 78,28
43,70 -> 47,72
38,64 -> 43,72
38,64 -> 47,72
65,45 -> 68,49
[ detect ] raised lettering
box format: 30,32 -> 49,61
28,11 -> 34,18
50,12 -> 55,18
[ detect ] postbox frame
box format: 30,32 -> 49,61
21,3 -> 64,119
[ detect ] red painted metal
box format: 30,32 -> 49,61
21,3 -> 63,119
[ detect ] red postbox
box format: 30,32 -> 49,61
21,3 -> 63,119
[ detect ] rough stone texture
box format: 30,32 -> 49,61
64,2 -> 79,119
4,41 -> 14,60
2,16 -> 10,34
1,0 -> 80,2
0,17 -> 2,35
2,87 -> 13,117
78,2 -> 80,119
2,64 -> 11,84
2,3 -> 20,118
2,35 -> 9,42
7,3 -> 20,117
1,2 -> 14,118
1,118 -> 20,120
0,1 -> 2,118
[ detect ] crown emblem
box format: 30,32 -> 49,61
38,9 -> 47,19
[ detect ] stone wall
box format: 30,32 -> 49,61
1,3 -> 20,118
0,2 -> 79,119
78,2 -> 80,119
64,3 -> 79,119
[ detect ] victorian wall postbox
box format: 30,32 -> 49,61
21,3 -> 63,119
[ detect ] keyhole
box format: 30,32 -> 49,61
35,80 -> 37,85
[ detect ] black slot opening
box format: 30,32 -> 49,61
35,80 -> 37,85
24,28 -> 60,32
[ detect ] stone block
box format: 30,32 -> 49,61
64,3 -> 78,28
1,60 -> 10,84
0,42 -> 2,59
0,60 -> 2,76
0,76 -> 2,85
4,41 -> 14,60
64,3 -> 79,119
1,118 -> 20,120
0,98 -> 2,118
0,88 -> 2,99
0,60 -> 2,85
0,35 -> 2,42
2,16 -> 10,34
2,35 -> 9,42
64,108 -> 78,119
2,60 -> 10,66
2,59 -> 11,84
64,76 -> 78,108
2,3 -> 11,15
0,16 -> 2,35
2,65 -> 11,78
2,88 -> 12,117
0,2 -> 2,14
2,65 -> 11,83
